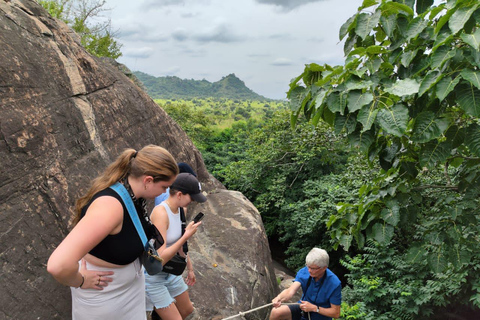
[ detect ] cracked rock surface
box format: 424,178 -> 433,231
0,0 -> 278,319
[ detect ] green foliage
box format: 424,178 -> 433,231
341,239 -> 480,319
338,301 -> 373,320
219,110 -> 379,270
39,0 -> 122,59
39,0 -> 68,20
156,98 -> 288,184
288,0 -> 480,263
135,72 -> 268,100
287,0 -> 480,316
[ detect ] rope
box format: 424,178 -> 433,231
221,302 -> 310,320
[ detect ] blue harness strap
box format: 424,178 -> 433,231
110,182 -> 148,247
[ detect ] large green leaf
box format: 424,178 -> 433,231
406,16 -> 428,41
445,125 -> 466,149
345,78 -> 373,91
435,8 -> 454,33
381,199 -> 400,226
339,234 -> 353,251
384,78 -> 420,97
348,129 -> 375,152
406,245 -> 426,264
371,222 -> 394,244
416,0 -> 434,14
419,140 -> 451,167
449,246 -> 471,270
382,1 -> 414,16
461,69 -> 480,90
456,83 -> 480,117
427,250 -> 447,273
347,90 -> 374,112
334,113 -> 357,134
376,104 -> 409,137
432,31 -> 454,51
326,92 -> 347,115
460,28 -> 480,50
419,70 -> 441,97
411,111 -> 450,143
358,102 -> 378,132
288,86 -> 306,111
355,10 -> 382,40
465,124 -> 480,157
401,49 -> 419,67
449,3 -> 480,35
435,75 -> 460,101
339,14 -> 357,41
380,14 -> 397,38
431,46 -> 456,69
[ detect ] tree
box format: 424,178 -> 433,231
40,0 -> 122,59
288,0 -> 480,314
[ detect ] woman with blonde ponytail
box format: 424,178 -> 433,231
47,145 -> 200,320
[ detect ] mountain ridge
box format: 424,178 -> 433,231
133,71 -> 269,101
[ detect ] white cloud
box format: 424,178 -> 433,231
271,58 -> 293,66
115,22 -> 169,42
255,0 -> 325,11
172,28 -> 189,41
123,47 -> 155,59
109,0 -> 362,99
192,21 -> 245,43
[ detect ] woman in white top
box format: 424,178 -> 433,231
145,172 -> 207,320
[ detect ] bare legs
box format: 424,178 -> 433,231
153,291 -> 194,320
269,305 -> 292,320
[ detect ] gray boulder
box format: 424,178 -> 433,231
188,190 -> 278,320
0,0 -> 278,319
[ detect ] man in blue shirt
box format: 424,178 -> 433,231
270,248 -> 341,320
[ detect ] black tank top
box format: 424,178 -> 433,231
81,188 -> 154,265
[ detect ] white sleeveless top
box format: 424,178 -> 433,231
159,201 -> 182,247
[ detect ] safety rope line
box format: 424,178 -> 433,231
221,302 -> 311,320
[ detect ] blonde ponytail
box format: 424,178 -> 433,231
73,145 -> 178,225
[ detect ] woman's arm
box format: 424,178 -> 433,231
150,205 -> 200,263
184,250 -> 196,285
47,196 -> 121,288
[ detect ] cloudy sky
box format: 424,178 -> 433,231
107,0 -> 362,99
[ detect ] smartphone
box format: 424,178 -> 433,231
193,212 -> 205,223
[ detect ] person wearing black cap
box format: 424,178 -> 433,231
154,162 -> 197,206
145,173 -> 207,320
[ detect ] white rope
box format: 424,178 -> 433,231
221,302 -> 308,320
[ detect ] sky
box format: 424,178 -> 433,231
106,0 -> 363,100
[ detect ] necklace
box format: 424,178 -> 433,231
122,177 -> 151,224
164,199 -> 179,214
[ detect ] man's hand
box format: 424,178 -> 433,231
300,301 -> 316,313
272,297 -> 283,308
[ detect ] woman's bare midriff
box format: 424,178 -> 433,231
83,253 -> 124,268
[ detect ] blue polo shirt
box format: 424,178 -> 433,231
154,190 -> 169,206
295,267 -> 342,320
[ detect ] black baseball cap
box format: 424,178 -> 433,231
171,173 -> 207,203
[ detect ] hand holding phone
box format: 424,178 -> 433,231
193,212 -> 205,223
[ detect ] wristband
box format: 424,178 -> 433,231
316,306 -> 320,313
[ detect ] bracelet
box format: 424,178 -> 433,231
78,274 -> 85,288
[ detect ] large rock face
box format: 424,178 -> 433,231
188,190 -> 278,320
0,0 -> 278,318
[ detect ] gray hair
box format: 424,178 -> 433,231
305,248 -> 329,268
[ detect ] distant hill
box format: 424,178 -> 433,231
133,71 -> 269,100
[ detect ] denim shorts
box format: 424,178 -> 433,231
145,271 -> 188,309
